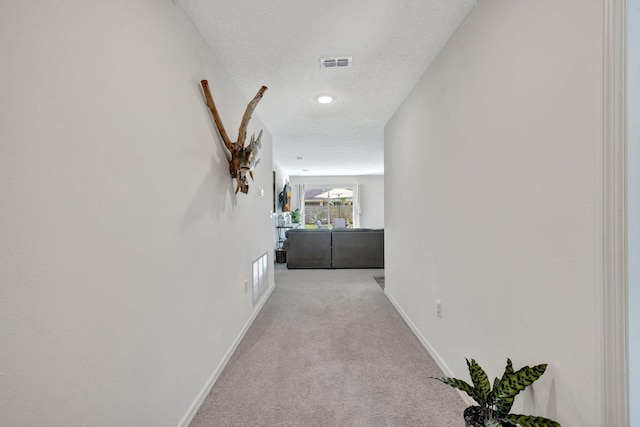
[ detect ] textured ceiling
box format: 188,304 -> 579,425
177,0 -> 476,176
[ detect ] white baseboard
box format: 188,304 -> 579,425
383,289 -> 475,407
177,283 -> 276,427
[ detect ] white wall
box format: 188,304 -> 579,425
289,175 -> 384,229
0,1 -> 275,426
384,1 -> 604,426
628,0 -> 640,424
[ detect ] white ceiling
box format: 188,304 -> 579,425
177,0 -> 476,177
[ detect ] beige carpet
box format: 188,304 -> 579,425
189,268 -> 466,427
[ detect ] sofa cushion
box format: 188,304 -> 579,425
285,229 -> 332,269
331,229 -> 384,268
285,228 -> 331,238
330,228 -> 373,232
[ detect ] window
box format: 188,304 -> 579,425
303,187 -> 354,228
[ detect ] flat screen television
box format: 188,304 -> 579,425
279,184 -> 291,212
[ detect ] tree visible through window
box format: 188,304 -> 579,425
303,187 -> 354,228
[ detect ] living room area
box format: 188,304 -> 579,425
274,174 -> 385,270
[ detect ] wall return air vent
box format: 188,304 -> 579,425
320,57 -> 352,68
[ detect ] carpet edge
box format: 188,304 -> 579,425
177,283 -> 276,427
383,288 -> 475,407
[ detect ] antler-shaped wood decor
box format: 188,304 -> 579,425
201,80 -> 268,194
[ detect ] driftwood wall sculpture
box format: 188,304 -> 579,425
201,80 -> 268,194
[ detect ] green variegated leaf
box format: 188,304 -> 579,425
504,364 -> 547,393
494,364 -> 547,416
504,358 -> 514,375
485,419 -> 502,427
434,377 -> 480,404
489,359 -> 514,406
495,394 -> 516,418
467,358 -> 491,405
488,376 -> 501,405
501,413 -> 561,427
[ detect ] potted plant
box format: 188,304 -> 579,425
290,208 -> 301,224
434,358 -> 561,427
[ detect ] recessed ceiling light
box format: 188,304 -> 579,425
317,95 -> 333,104
302,169 -> 309,172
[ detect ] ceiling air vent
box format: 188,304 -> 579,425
320,57 -> 352,69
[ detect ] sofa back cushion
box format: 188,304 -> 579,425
331,229 -> 384,268
285,229 -> 332,269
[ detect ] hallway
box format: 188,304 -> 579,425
189,269 -> 465,426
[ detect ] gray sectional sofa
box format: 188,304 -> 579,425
283,228 -> 384,269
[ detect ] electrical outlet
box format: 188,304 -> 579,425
244,280 -> 248,293
435,299 -> 442,318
